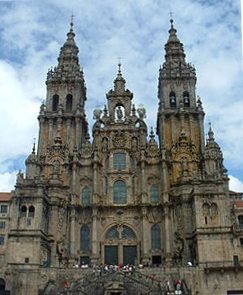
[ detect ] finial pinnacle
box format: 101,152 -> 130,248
169,11 -> 174,27
32,138 -> 36,154
208,121 -> 214,140
118,57 -> 122,76
70,13 -> 76,32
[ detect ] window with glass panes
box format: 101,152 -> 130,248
113,181 -> 126,204
80,226 -> 90,251
113,153 -> 126,170
151,224 -> 161,250
150,186 -> 159,204
0,236 -> 4,245
0,205 -> 7,214
0,221 -> 5,229
82,188 -> 90,205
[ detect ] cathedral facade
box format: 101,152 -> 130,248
0,18 -> 243,295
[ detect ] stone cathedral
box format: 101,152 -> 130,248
1,18 -> 243,295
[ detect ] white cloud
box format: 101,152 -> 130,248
229,175 -> 243,193
0,171 -> 17,192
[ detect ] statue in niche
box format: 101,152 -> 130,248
102,137 -> 108,152
116,106 -> 123,121
53,160 -> 60,175
181,157 -> 189,177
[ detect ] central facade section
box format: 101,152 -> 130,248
78,63 -> 163,266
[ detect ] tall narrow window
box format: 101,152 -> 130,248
0,205 -> 7,214
105,157 -> 109,171
113,181 -> 126,204
132,177 -> 135,195
151,224 -> 161,250
150,186 -> 159,204
80,226 -> 90,251
202,203 -> 210,225
28,206 -> 35,218
113,153 -> 126,170
82,188 -> 90,205
211,203 -> 218,225
52,95 -> 59,111
0,236 -> 4,245
130,156 -> 135,170
66,94 -> 73,111
183,91 -> 190,107
21,205 -> 27,217
169,92 -> 176,107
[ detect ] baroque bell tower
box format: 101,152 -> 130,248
157,18 -> 205,186
38,17 -> 88,158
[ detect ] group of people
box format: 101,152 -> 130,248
92,263 -> 136,276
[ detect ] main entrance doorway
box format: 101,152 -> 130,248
105,246 -> 118,265
123,246 -> 137,265
103,225 -> 137,265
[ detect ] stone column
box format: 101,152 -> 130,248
93,151 -> 98,204
91,207 -> 98,263
189,115 -> 194,143
164,205 -> 172,264
118,240 -> 123,265
37,117 -> 45,156
198,112 -> 205,153
141,150 -> 147,203
66,118 -> 71,144
171,115 -> 176,143
48,119 -> 53,144
141,207 -> 149,263
70,203 -> 76,256
75,117 -> 81,149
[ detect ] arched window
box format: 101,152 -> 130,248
169,92 -> 176,107
113,181 -> 126,204
21,205 -> 27,217
151,224 -> 161,250
150,186 -> 159,204
80,226 -> 90,251
122,226 -> 136,239
29,206 -> 35,218
183,91 -> 190,107
202,203 -> 210,225
0,278 -> 6,291
52,95 -> 59,111
66,94 -> 73,111
82,188 -> 90,205
106,226 -> 119,239
113,153 -> 126,170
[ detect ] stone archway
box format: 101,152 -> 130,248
102,224 -> 138,265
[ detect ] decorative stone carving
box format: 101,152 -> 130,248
113,130 -> 127,148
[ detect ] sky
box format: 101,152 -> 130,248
0,0 -> 243,193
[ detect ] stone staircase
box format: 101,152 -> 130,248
65,270 -> 162,295
39,269 -> 191,295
